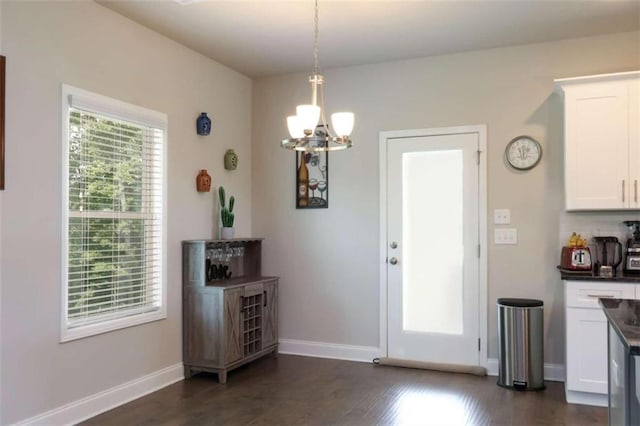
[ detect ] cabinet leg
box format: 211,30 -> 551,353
218,370 -> 227,384
183,366 -> 192,379
272,348 -> 279,358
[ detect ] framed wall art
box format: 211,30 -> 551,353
295,128 -> 328,209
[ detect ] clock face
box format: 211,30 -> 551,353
505,136 -> 542,170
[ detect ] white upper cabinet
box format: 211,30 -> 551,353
556,72 -> 640,211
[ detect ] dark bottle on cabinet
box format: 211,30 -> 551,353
298,152 -> 309,206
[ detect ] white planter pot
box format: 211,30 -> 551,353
221,227 -> 235,240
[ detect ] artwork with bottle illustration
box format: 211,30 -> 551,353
296,132 -> 328,209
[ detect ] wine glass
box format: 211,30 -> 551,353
319,165 -> 327,181
318,181 -> 327,203
309,178 -> 319,201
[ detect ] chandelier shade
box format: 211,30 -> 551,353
281,0 -> 354,152
287,115 -> 305,139
296,105 -> 321,135
331,112 -> 355,137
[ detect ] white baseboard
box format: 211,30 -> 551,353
15,363 -> 184,426
565,390 -> 608,407
486,358 -> 565,382
278,338 -> 380,363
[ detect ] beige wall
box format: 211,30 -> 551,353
0,2 -> 252,423
1,1 -> 639,421
0,0 -> 4,423
252,31 -> 640,364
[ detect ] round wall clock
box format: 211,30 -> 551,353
505,136 -> 542,170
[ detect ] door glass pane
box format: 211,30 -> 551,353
402,150 -> 463,334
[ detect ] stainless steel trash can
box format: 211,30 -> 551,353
497,298 -> 544,390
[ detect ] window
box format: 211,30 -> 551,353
61,85 -> 166,342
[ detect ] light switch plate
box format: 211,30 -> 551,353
494,209 -> 511,225
494,228 -> 517,245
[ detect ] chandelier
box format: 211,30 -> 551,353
281,0 -> 354,152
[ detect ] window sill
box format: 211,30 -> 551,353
60,308 -> 167,343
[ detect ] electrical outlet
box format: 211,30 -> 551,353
494,228 -> 518,245
494,209 -> 511,225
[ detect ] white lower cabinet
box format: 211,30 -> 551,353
564,280 -> 636,406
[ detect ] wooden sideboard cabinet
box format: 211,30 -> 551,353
182,238 -> 278,383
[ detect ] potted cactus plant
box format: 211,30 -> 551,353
219,186 -> 235,239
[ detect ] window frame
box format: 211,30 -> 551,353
60,84 -> 168,342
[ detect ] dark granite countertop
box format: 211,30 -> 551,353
560,269 -> 640,282
600,298 -> 640,355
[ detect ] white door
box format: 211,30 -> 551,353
385,130 -> 480,366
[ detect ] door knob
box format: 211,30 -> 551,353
390,241 -> 398,249
389,257 -> 398,265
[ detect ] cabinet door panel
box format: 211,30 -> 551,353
224,287 -> 244,364
184,287 -> 223,364
565,82 -> 629,210
566,307 -> 608,394
262,280 -> 278,348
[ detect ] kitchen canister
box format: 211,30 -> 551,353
224,149 -> 238,170
196,112 -> 211,135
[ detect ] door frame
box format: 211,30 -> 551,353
378,125 -> 488,367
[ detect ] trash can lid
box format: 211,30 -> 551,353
497,298 -> 543,307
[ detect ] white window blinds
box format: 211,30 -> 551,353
62,85 -> 166,341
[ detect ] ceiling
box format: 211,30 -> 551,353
97,0 -> 640,78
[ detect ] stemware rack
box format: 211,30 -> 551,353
183,238 -> 263,286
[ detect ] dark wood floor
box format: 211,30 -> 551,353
83,354 -> 606,425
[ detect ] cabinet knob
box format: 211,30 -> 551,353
389,257 -> 398,265
390,241 -> 398,249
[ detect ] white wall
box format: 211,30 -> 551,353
252,31 -> 640,365
0,2 -> 251,423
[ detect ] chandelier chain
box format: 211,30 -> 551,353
312,0 -> 320,75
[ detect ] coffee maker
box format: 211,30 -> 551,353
592,236 -> 623,277
623,221 -> 640,275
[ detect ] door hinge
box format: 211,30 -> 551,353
478,338 -> 481,351
477,244 -> 481,258
476,150 -> 481,165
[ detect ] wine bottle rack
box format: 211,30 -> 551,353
242,293 -> 263,356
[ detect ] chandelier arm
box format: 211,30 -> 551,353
318,84 -> 337,139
